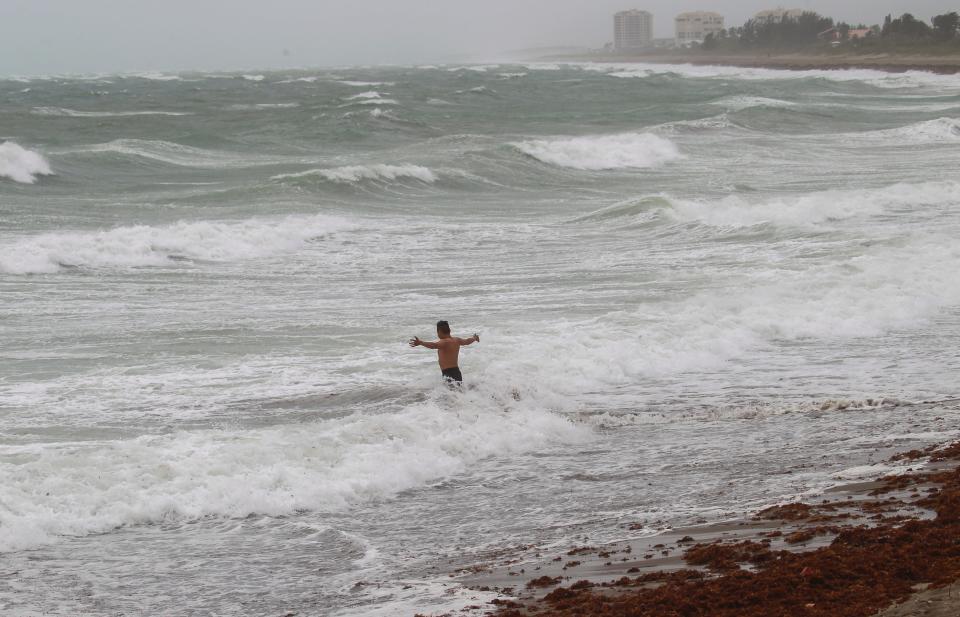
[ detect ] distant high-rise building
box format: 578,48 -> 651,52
675,11 -> 724,45
754,7 -> 807,22
614,10 -> 654,50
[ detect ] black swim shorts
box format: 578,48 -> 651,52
441,367 -> 463,384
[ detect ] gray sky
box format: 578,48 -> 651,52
1,1 -> 956,75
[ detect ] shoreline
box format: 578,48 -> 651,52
433,438 -> 960,617
541,52 -> 960,75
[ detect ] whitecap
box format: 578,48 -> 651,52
513,132 -> 682,171
58,139 -> 266,169
0,141 -> 53,184
346,91 -> 387,100
272,164 -> 437,184
31,106 -> 191,117
339,80 -> 395,87
0,214 -> 355,275
0,386 -> 583,551
711,95 -> 797,111
856,117 -> 960,144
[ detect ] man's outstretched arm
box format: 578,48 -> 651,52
456,334 -> 480,346
409,337 -> 441,349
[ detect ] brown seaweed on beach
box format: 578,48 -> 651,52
492,440 -> 960,617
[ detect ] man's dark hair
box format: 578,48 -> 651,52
436,320 -> 450,334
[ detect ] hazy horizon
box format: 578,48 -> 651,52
2,1 -> 957,76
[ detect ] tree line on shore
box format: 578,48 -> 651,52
701,10 -> 960,53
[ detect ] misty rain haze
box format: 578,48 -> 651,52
2,3 -> 960,617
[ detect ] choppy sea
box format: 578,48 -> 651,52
2,62 -> 960,615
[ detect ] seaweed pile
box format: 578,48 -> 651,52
489,441 -> 960,617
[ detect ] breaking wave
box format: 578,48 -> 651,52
0,388 -> 583,552
0,141 -> 53,184
513,132 -> 682,171
339,80 -> 395,87
858,117 -> 960,144
59,139 -> 268,169
573,181 -> 960,229
32,107 -> 191,117
711,95 -> 797,111
584,62 -> 960,90
272,164 -> 438,184
0,214 -> 355,274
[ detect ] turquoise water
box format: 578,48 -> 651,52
2,62 -> 960,615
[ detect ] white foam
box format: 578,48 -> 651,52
127,72 -> 181,81
277,76 -> 320,83
355,98 -> 398,105
0,214 -> 354,274
712,95 -> 796,111
272,164 -> 437,184
583,181 -> 960,229
341,92 -> 399,106
446,65 -> 499,73
832,463 -> 913,480
859,117 -> 960,144
651,114 -> 734,133
339,80 -> 394,87
489,228 -> 960,399
226,103 -> 300,110
32,107 -> 191,117
576,62 -> 960,90
513,132 -> 682,170
368,108 -> 398,119
242,74 -> 265,82
523,63 -> 562,71
59,139 -> 264,169
0,390 -> 583,552
346,90 -> 386,100
455,86 -> 495,95
0,142 -> 53,184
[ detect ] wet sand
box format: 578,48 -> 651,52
548,52 -> 960,74
435,441 -> 960,617
879,582 -> 960,617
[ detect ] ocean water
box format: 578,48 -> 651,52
2,62 -> 960,616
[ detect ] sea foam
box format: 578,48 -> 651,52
346,91 -> 387,100
576,181 -> 960,229
0,387 -> 583,552
859,117 -> 960,144
32,107 -> 191,117
711,95 -> 797,111
272,164 -> 437,184
62,139 -> 264,169
582,61 -> 960,90
513,132 -> 682,170
0,142 -> 53,184
0,214 -> 354,274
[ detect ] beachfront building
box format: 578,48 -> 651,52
819,26 -> 874,42
614,10 -> 654,50
675,11 -> 725,46
754,8 -> 807,22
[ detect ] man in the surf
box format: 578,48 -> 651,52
409,320 -> 479,387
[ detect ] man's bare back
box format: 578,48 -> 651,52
409,320 -> 479,385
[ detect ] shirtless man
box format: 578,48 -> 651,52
409,320 -> 479,386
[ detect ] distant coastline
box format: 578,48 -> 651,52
540,51 -> 960,74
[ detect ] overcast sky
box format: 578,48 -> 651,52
1,1 -> 956,75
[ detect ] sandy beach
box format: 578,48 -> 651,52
549,51 -> 960,74
440,435 -> 960,617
